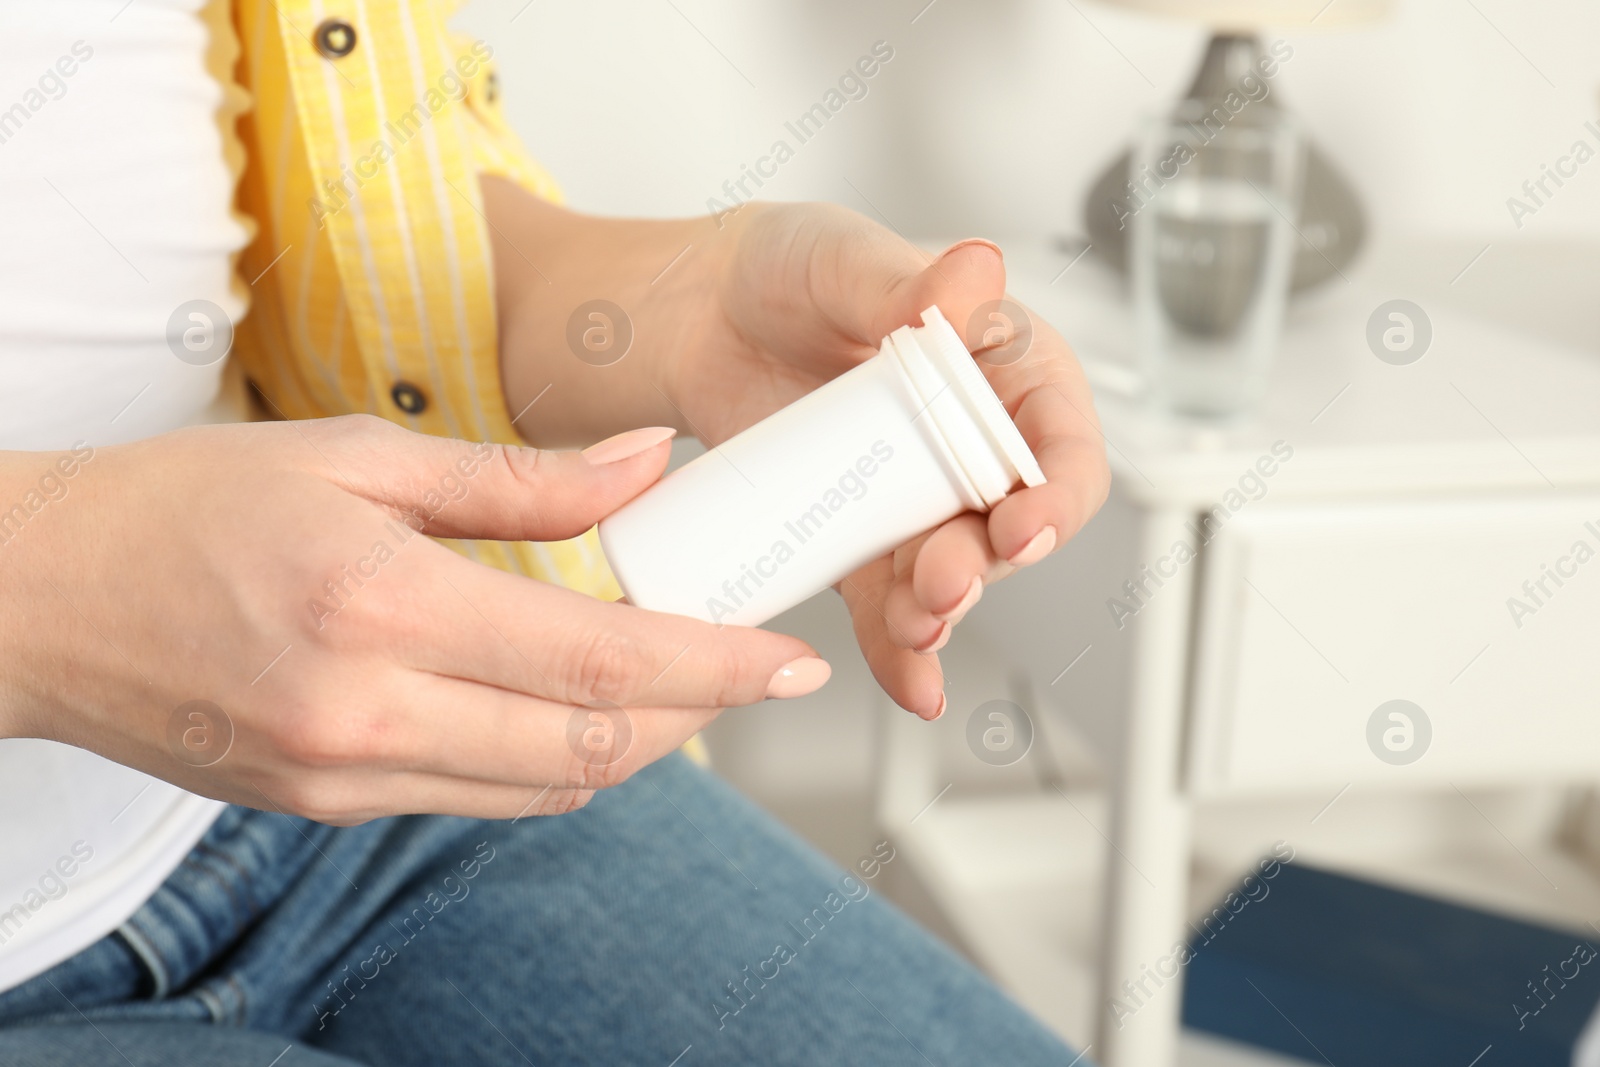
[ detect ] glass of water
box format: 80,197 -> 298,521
1128,102 -> 1305,418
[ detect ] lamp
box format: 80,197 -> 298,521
1082,0 -> 1391,292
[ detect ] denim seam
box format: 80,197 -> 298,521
191,842 -> 260,925
193,983 -> 226,1024
224,974 -> 249,1025
113,922 -> 169,1000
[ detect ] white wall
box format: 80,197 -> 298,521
460,0 -> 1600,241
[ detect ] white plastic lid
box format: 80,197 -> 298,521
889,306 -> 1047,509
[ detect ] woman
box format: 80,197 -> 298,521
0,0 -> 1108,1062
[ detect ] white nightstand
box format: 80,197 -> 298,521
879,237 -> 1600,1066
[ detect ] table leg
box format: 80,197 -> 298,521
1094,509 -> 1197,1067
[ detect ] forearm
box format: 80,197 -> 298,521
0,443 -> 103,742
484,175 -> 740,448
0,449 -> 32,741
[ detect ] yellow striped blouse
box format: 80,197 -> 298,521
222,0 -> 618,598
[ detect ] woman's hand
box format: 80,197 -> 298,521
680,205 -> 1110,719
486,182 -> 1108,720
0,416 -> 828,824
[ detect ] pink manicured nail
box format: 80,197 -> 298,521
918,620 -> 952,653
937,576 -> 983,622
1008,525 -> 1056,567
766,657 -> 832,699
938,237 -> 1004,263
931,693 -> 947,720
582,426 -> 677,465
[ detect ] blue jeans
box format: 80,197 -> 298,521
0,754 -> 1080,1065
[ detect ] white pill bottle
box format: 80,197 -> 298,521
598,306 -> 1046,627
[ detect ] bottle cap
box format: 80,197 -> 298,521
890,306 -> 1047,508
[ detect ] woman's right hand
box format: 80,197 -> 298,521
0,415 -> 828,824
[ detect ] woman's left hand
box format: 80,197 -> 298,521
672,203 -> 1110,718
487,183 -> 1109,719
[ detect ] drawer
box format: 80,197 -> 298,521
1186,493 -> 1600,796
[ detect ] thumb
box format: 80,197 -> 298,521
876,239 -> 1008,353
306,415 -> 676,542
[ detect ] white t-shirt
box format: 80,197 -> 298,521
0,0 -> 247,991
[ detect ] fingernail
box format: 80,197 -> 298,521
938,237 -> 1004,264
582,426 -> 677,465
937,576 -> 983,622
1008,525 -> 1056,567
766,656 -> 832,699
932,693 -> 947,720
918,620 -> 952,654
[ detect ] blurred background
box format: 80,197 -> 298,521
461,2 -> 1600,1064
459,0 -> 1600,236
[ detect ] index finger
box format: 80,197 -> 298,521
409,548 -> 831,709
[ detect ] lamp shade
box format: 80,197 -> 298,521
1093,0 -> 1391,29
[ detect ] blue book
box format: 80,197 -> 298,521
1181,862 -> 1600,1066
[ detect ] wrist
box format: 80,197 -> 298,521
0,447 -> 65,741
486,173 -> 752,446
653,202 -> 765,423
